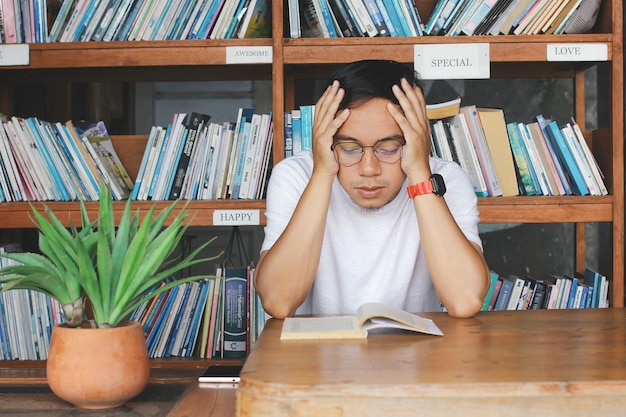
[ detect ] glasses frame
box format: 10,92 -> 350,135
331,138 -> 405,167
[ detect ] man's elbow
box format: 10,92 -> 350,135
445,296 -> 484,318
260,294 -> 300,319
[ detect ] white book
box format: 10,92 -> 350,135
560,124 -> 599,196
256,127 -> 273,198
171,282 -> 201,356
570,120 -> 608,195
127,0 -> 159,40
81,0 -> 110,40
8,118 -> 51,200
249,113 -> 272,198
3,120 -> 40,200
59,0 -> 90,42
0,123 -> 24,201
33,119 -> 78,201
197,123 -> 220,200
459,106 -> 502,197
209,0 -> 239,39
214,123 -> 236,199
140,0 -> 171,40
153,113 -> 187,200
506,276 -> 526,310
449,114 -> 489,197
238,113 -> 263,199
184,124 -> 212,199
54,122 -> 99,200
137,126 -> 166,200
344,0 -> 378,36
20,119 -> 61,201
131,126 -> 157,200
206,124 -> 227,199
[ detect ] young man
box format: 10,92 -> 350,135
255,60 -> 490,319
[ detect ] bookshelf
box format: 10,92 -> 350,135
274,0 -> 623,307
0,0 -> 622,371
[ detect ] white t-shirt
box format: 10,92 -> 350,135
261,151 -> 481,315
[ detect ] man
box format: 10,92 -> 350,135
255,59 -> 490,319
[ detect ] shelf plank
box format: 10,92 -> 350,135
283,36 -> 614,64
0,200 -> 267,228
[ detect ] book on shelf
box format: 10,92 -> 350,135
459,105 -> 502,197
281,302 -> 444,340
426,97 -> 462,120
71,120 -> 134,200
222,266 -> 249,357
481,271 -> 501,311
477,108 -> 519,197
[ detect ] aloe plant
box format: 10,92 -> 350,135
0,185 -> 219,328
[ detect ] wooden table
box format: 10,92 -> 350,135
231,308 -> 626,417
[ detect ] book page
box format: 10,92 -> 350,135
357,302 -> 444,336
280,316 -> 367,340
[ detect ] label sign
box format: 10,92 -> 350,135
0,44 -> 29,66
414,43 -> 490,80
213,209 -> 260,226
226,46 -> 272,64
546,43 -> 608,61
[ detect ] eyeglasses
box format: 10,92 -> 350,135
331,138 -> 404,167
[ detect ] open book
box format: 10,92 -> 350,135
280,302 -> 444,340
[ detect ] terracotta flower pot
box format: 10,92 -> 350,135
46,321 -> 150,409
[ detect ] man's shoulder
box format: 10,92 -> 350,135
275,151 -> 314,173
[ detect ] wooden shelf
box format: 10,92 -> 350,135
283,35 -> 615,64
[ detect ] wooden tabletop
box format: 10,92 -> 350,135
235,308 -> 626,417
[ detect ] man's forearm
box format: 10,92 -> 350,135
255,174 -> 334,318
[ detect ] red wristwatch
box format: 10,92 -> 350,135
407,174 -> 446,198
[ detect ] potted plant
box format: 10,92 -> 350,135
0,184 -> 219,409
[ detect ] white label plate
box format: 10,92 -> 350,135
213,209 -> 260,225
414,43 -> 490,80
226,46 -> 272,64
0,44 -> 29,66
546,43 -> 608,61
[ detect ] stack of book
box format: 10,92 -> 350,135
0,242 -> 268,360
0,116 -> 133,202
0,0 -> 271,44
481,267 -> 609,311
0,243 -> 64,361
288,0 -> 598,38
132,108 -> 273,201
426,100 -> 607,198
289,0 -> 425,38
424,0 -> 600,36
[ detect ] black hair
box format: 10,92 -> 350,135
328,59 -> 423,110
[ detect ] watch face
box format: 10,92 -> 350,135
431,174 -> 446,196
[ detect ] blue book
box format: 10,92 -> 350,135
163,283 -> 192,357
534,115 -> 572,195
26,118 -> 69,201
506,122 -> 537,196
147,124 -> 172,200
73,0 -> 102,41
181,281 -> 210,356
299,105 -> 314,151
168,0 -> 196,39
231,121 -> 252,199
362,0 -> 390,36
378,0 -> 403,35
291,109 -> 302,154
583,267 -> 601,308
494,276 -> 514,311
114,0 -> 146,41
389,0 -> 413,36
222,267 -> 248,358
131,127 -> 157,200
545,121 -> 589,195
146,286 -> 180,356
565,275 -> 578,309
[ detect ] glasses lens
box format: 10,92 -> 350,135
334,143 -> 362,166
374,139 -> 403,163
